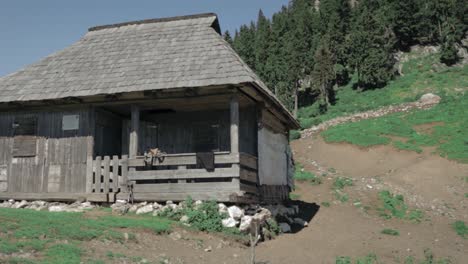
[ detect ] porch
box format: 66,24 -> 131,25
88,93 -> 259,202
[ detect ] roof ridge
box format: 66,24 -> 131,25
88,13 -> 218,32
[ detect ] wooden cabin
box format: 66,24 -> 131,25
0,13 -> 299,203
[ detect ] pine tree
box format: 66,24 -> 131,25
223,30 -> 233,46
232,23 -> 256,70
254,10 -> 272,83
312,44 -> 335,106
318,0 -> 352,85
348,0 -> 396,89
387,0 -> 419,50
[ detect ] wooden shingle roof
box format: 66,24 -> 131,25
0,13 -> 298,128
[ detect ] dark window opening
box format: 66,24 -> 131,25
193,123 -> 220,152
13,116 -> 37,136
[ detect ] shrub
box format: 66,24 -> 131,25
321,201 -> 331,207
451,220 -> 467,239
290,130 -> 301,140
333,177 -> 353,190
381,228 -> 399,236
294,164 -> 322,185
184,201 -> 226,232
377,190 -> 423,222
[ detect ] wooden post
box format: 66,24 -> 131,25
129,105 -> 139,172
230,95 -> 239,154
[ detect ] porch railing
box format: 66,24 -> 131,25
86,155 -> 129,194
85,152 -> 258,201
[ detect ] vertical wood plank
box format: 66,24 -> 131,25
85,156 -> 93,193
94,157 -> 102,193
121,155 -> 128,191
129,105 -> 140,159
103,156 -> 110,194
178,165 -> 187,183
112,155 -> 119,192
230,95 -> 239,154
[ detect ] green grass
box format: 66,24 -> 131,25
322,93 -> 468,162
321,201 -> 331,207
451,220 -> 467,239
0,208 -> 173,263
294,164 -> 322,185
381,228 -> 400,236
289,193 -> 301,200
377,190 -> 423,223
333,177 -> 354,190
336,254 -> 378,264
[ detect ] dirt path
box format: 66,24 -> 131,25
253,137 -> 466,263
80,136 -> 466,264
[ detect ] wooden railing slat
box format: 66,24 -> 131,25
94,157 -> 102,193
103,156 -> 110,194
112,155 -> 119,192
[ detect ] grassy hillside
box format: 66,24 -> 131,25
298,51 -> 468,128
297,51 -> 468,163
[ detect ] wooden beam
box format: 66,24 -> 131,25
128,152 -> 239,167
128,167 -> 240,181
129,105 -> 140,159
230,95 -> 239,154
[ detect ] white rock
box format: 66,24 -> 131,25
14,200 -> 29,209
48,205 -> 67,212
8,199 -> 15,203
218,203 -> 228,214
194,200 -> 203,208
136,204 -> 154,215
222,218 -> 238,228
180,215 -> 189,223
419,93 -> 441,104
239,215 -> 253,232
227,206 -> 244,220
253,208 -> 272,223
152,202 -> 163,210
166,200 -> 173,205
116,199 -> 127,204
79,202 -> 94,210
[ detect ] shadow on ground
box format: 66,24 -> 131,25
286,200 -> 320,233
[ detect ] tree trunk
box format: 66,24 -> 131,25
293,84 -> 298,118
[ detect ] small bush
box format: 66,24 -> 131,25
321,201 -> 331,207
451,220 -> 467,239
294,164 -> 322,185
381,228 -> 399,236
289,130 -> 301,140
378,190 -> 423,222
334,190 -> 349,203
336,256 -> 352,264
289,193 -> 301,200
333,177 -> 353,190
184,201 -> 226,232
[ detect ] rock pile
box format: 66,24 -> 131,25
301,93 -> 441,138
0,199 -> 96,212
110,200 -> 308,236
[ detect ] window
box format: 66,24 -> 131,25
13,116 -> 37,136
62,114 -> 80,131
12,116 -> 38,157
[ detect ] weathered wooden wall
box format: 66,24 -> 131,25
121,107 -> 257,155
0,109 -> 93,194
